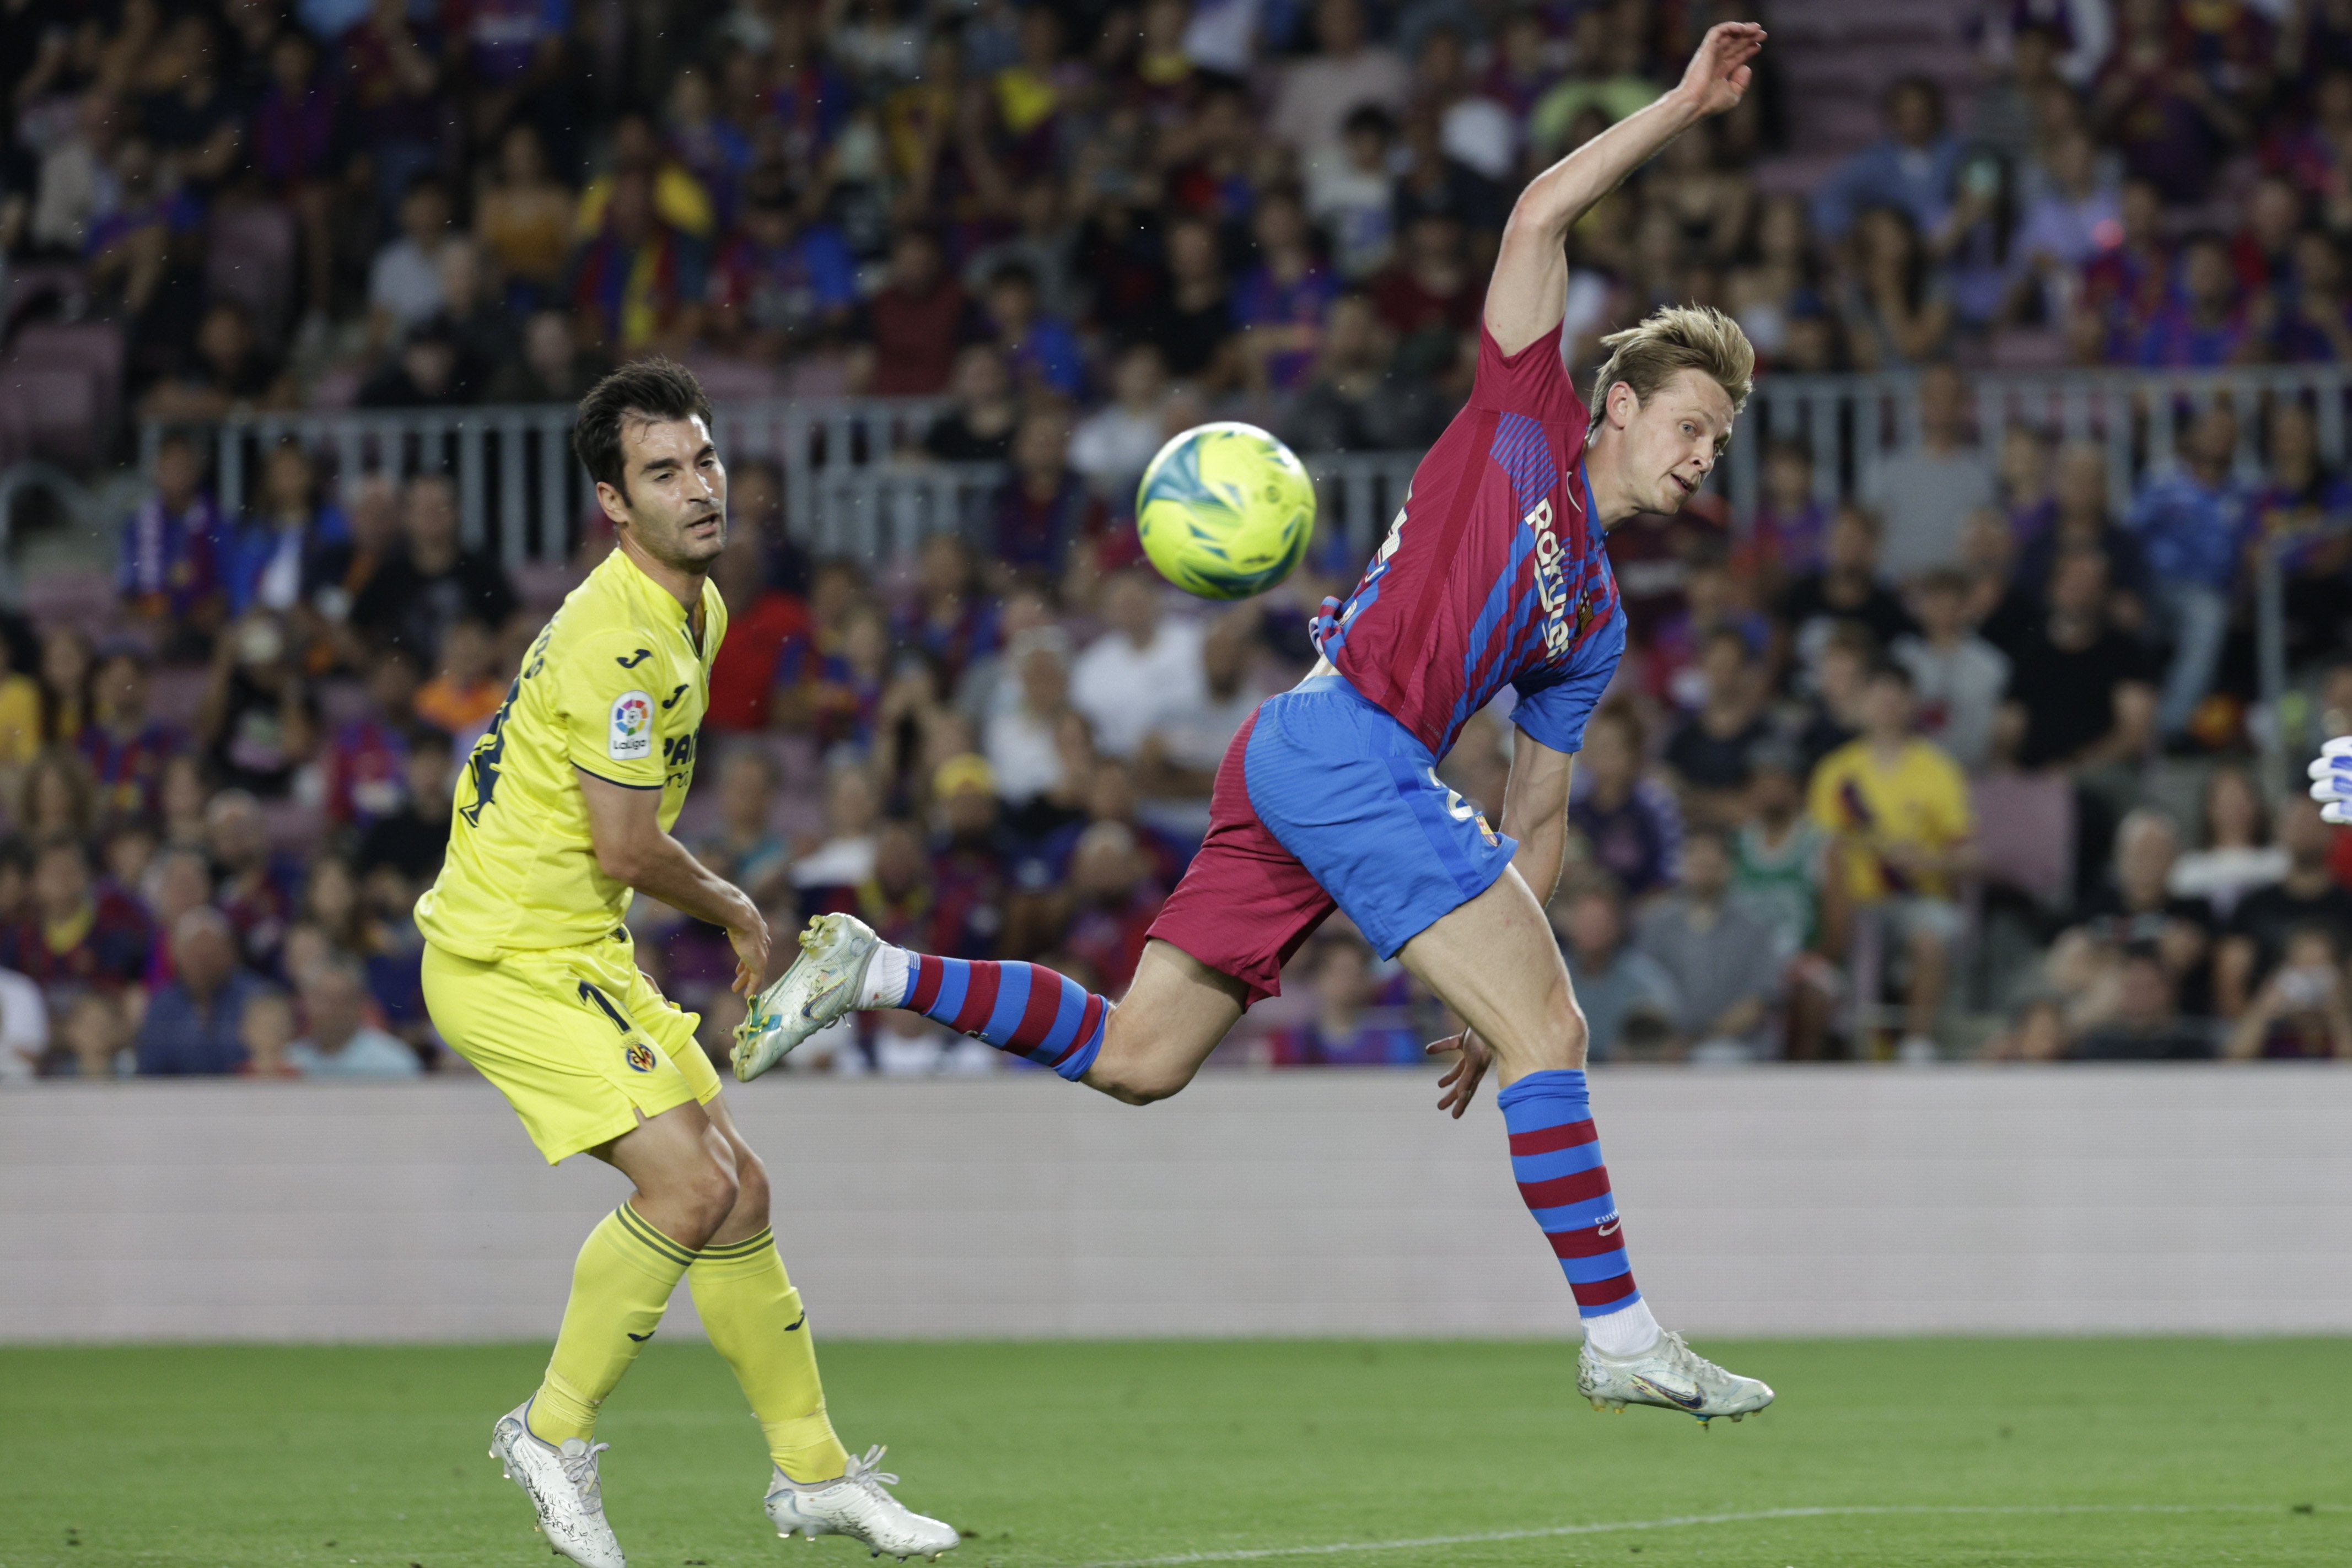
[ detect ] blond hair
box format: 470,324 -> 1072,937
1587,305 -> 1755,435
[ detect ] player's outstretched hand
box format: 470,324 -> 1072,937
1427,1028 -> 1494,1119
2308,735 -> 2352,825
728,916 -> 774,999
1676,20 -> 1766,119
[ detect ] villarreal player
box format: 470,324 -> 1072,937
416,362 -> 956,1566
742,26 -> 1776,1423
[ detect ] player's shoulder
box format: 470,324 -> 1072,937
1468,319 -> 1589,429
542,554 -> 667,665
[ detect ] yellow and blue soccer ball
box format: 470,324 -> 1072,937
1134,421 -> 1315,601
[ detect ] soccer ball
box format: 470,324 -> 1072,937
1134,421 -> 1316,601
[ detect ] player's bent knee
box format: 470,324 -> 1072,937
1085,1042 -> 1194,1106
729,1149 -> 772,1227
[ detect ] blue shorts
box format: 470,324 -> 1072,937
1246,675 -> 1518,958
1145,675 -> 1521,1002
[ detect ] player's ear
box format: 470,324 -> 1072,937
594,479 -> 632,529
1606,380 -> 1639,430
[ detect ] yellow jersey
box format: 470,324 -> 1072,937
416,548 -> 727,960
1806,737 -> 1972,902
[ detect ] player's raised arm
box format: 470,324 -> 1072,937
1484,20 -> 1764,355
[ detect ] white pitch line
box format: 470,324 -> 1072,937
1064,1502 -> 2342,1568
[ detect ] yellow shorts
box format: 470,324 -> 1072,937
423,934 -> 721,1164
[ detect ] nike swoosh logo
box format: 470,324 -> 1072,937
1633,1375 -> 1705,1410
627,1330 -> 655,1342
1597,1216 -> 1621,1237
784,1312 -> 806,1332
799,975 -> 848,1019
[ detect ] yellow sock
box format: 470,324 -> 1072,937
688,1227 -> 850,1482
529,1203 -> 697,1446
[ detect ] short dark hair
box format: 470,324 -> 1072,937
572,358 -> 713,501
1867,658 -> 1915,691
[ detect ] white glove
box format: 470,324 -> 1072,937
2307,735 -> 2352,826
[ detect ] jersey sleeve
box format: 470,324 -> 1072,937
1472,320 -> 1588,428
556,627 -> 670,790
1509,607 -> 1625,754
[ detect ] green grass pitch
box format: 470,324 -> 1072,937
3,1339 -> 2346,1568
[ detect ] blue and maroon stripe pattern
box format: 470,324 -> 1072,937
903,955 -> 1109,1081
1497,1069 -> 1643,1317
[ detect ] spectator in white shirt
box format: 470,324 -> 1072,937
1070,568 -> 1206,759
1893,568 -> 2010,772
367,179 -> 454,349
985,626 -> 1078,805
288,960 -> 422,1077
1069,344 -> 1172,502
1137,610 -> 1271,833
1307,105 -> 1399,281
790,763 -> 882,893
1269,0 -> 1409,173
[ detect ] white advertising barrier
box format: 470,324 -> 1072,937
2,1067 -> 2346,1341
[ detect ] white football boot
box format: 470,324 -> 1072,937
734,914 -> 883,1081
765,1445 -> 960,1560
489,1400 -> 627,1568
1578,1330 -> 1775,1425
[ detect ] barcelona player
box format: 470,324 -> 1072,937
416,362 -> 957,1565
745,24 -> 1774,1420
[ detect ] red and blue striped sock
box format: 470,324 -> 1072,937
1498,1068 -> 1662,1356
896,953 -> 1109,1081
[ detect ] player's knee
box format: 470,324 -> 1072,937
729,1148 -> 772,1227
675,1158 -> 740,1242
1089,1053 -> 1190,1106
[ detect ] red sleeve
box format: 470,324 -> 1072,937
1471,321 -> 1587,428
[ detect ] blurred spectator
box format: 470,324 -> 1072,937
199,612 -> 318,798
1070,343 -> 1171,500
923,346 -> 1021,465
1809,662 -> 1974,1057
1812,77 -> 1964,240
569,167 -> 707,355
1529,7 -> 1660,158
2168,764 -> 2286,918
856,227 -> 981,396
2225,926 -> 2352,1059
1569,704 -> 1684,901
1633,827 -> 1784,1060
1839,204 -> 1953,372
2092,0 -> 2247,203
1744,440 -> 1832,592
238,988 -> 300,1079
1861,365 -> 1993,584
1055,820 -> 1163,993
792,762 -> 881,900
56,993 -> 125,1080
705,531 -> 810,734
2215,797 -> 2352,1017
0,837 -> 152,1006
2071,808 -> 2216,1018
288,956 -> 421,1076
894,536 -> 998,694
1270,0 -> 1408,173
2015,442 -> 2151,623
1132,214 -> 1237,385
985,626 -> 1077,810
139,300 -> 287,423
2126,403 -> 2252,739
983,259 -> 1083,400
208,788 -> 300,967
322,647 -> 421,829
355,729 -> 454,887
1234,190 -> 1337,395
1307,104 -> 1399,281
415,618 -> 504,736
134,907 -> 264,1075
707,169 -> 858,358
485,309 -> 610,404
1070,570 -> 1205,761
2135,233 -> 2251,367
349,473 -> 521,663
1663,628 -> 1770,817
983,408 -> 1110,576
2075,944 -> 2218,1060
927,753 -> 1013,959
476,122 -> 575,306
1371,212 -> 1478,363
1995,549 -> 2158,773
19,747 -> 97,843
360,318 -> 488,408
696,747 -> 793,913
80,648 -> 184,822
0,961 -> 43,1080
369,178 -> 457,346
227,441 -> 349,618
1287,292 -> 1447,455
1553,877 -> 1677,1063
1267,932 -> 1420,1066
2013,127 -> 2124,320
1892,568 -> 2010,772
1135,610 -> 1267,833
121,434 -> 225,651
1777,509 -> 1915,687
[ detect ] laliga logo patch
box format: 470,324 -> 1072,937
610,690 -> 653,761
623,1041 -> 658,1073
1476,812 -> 1499,847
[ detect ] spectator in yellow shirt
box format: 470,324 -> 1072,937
1809,662 -> 1976,1058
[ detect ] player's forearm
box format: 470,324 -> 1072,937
1506,88 -> 1706,250
610,832 -> 760,934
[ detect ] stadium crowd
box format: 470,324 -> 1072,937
10,0 -> 2352,1076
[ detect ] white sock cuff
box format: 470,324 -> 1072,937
857,944 -> 911,1010
1583,1296 -> 1662,1358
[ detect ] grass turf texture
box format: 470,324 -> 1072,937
2,1340 -> 2345,1568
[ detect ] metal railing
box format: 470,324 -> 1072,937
146,399 -> 1422,567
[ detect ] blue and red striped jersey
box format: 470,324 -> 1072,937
1314,322 -> 1627,760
